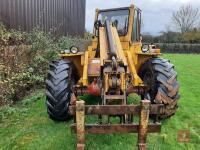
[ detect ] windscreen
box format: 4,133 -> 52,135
98,9 -> 129,36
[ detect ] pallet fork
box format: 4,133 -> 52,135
69,100 -> 164,150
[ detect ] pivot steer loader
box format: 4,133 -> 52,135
45,4 -> 180,150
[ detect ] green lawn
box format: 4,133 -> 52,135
0,54 -> 200,150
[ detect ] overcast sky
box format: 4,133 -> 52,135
85,0 -> 200,35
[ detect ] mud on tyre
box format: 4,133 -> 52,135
139,58 -> 180,119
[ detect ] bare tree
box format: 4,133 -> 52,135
172,4 -> 200,33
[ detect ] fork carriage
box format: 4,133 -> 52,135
69,100 -> 164,150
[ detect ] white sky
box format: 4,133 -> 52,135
85,0 -> 200,35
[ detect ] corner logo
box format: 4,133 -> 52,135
177,130 -> 190,143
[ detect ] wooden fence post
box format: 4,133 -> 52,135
138,100 -> 150,150
76,100 -> 85,150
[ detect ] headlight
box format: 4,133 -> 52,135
60,50 -> 70,54
64,49 -> 70,54
70,46 -> 79,54
141,44 -> 149,53
60,50 -> 65,54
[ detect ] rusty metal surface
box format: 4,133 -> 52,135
150,104 -> 164,115
138,143 -> 146,150
77,144 -> 85,150
72,99 -> 162,150
104,95 -> 125,100
69,104 -> 164,116
88,59 -> 101,76
73,86 -> 88,96
73,84 -> 154,102
138,100 -> 150,150
76,101 -> 85,150
69,105 -> 140,115
103,99 -> 124,104
71,123 -> 161,134
127,86 -> 147,95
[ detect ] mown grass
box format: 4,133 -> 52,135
0,54 -> 200,150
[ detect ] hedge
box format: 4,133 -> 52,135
154,43 -> 200,54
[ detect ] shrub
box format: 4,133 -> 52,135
57,36 -> 85,50
0,23 -> 88,105
27,28 -> 59,76
0,27 -> 58,105
0,23 -> 26,47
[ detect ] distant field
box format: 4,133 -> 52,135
0,54 -> 200,150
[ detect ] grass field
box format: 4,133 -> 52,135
0,54 -> 200,150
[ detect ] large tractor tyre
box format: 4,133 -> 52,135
139,58 -> 180,119
45,60 -> 76,121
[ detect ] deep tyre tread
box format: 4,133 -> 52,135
45,60 -> 73,121
139,58 -> 180,119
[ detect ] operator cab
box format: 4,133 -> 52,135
94,6 -> 142,43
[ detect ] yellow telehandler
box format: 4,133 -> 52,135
45,4 -> 180,150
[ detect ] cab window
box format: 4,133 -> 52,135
132,9 -> 141,42
98,9 -> 129,36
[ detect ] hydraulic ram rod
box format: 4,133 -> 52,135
105,20 -> 117,59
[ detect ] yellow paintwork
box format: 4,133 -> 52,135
99,27 -> 109,66
82,51 -> 89,86
120,73 -> 126,92
61,4 -> 161,87
61,53 -> 83,77
126,51 -> 143,86
60,52 -> 84,57
105,74 -> 109,93
111,25 -> 128,66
